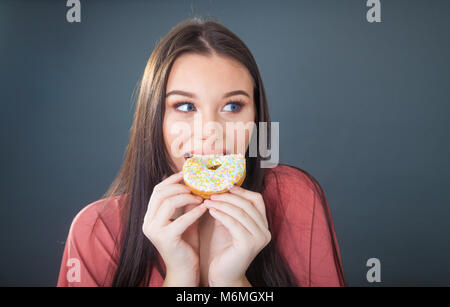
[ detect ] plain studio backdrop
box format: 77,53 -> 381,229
0,0 -> 449,286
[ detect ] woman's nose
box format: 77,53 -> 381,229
196,111 -> 223,140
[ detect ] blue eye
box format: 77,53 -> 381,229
223,102 -> 243,113
175,103 -> 196,112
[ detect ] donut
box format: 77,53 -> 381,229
182,153 -> 246,199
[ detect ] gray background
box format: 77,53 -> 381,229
1,0 -> 449,286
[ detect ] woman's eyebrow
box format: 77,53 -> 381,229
165,90 -> 250,99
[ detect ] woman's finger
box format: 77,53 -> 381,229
164,204 -> 208,237
210,192 -> 268,230
154,194 -> 203,227
204,199 -> 262,236
157,171 -> 184,188
207,207 -> 251,245
147,183 -> 191,219
227,186 -> 268,223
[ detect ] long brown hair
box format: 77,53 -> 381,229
99,16 -> 346,287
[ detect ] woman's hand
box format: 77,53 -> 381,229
204,185 -> 272,287
142,171 -> 208,286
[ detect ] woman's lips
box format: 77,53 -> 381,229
183,150 -> 229,160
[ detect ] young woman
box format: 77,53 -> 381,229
57,17 -> 346,287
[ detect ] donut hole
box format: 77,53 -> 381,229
207,164 -> 221,171
205,159 -> 222,171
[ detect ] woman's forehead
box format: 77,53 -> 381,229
166,53 -> 254,100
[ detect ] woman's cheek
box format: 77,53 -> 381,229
225,127 -> 253,155
163,118 -> 186,161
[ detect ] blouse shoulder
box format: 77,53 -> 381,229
264,164 -> 316,188
263,164 -> 317,211
57,194 -> 126,286
69,194 -> 124,240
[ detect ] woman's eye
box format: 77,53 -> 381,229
223,102 -> 243,113
175,103 -> 196,112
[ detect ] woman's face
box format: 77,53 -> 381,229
163,53 -> 256,172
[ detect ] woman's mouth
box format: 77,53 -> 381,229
183,150 -> 230,160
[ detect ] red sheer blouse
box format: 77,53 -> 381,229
57,164 -> 345,287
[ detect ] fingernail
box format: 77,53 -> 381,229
229,185 -> 237,192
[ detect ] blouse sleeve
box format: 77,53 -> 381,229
266,165 -> 345,287
307,184 -> 344,286
56,203 -> 118,287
